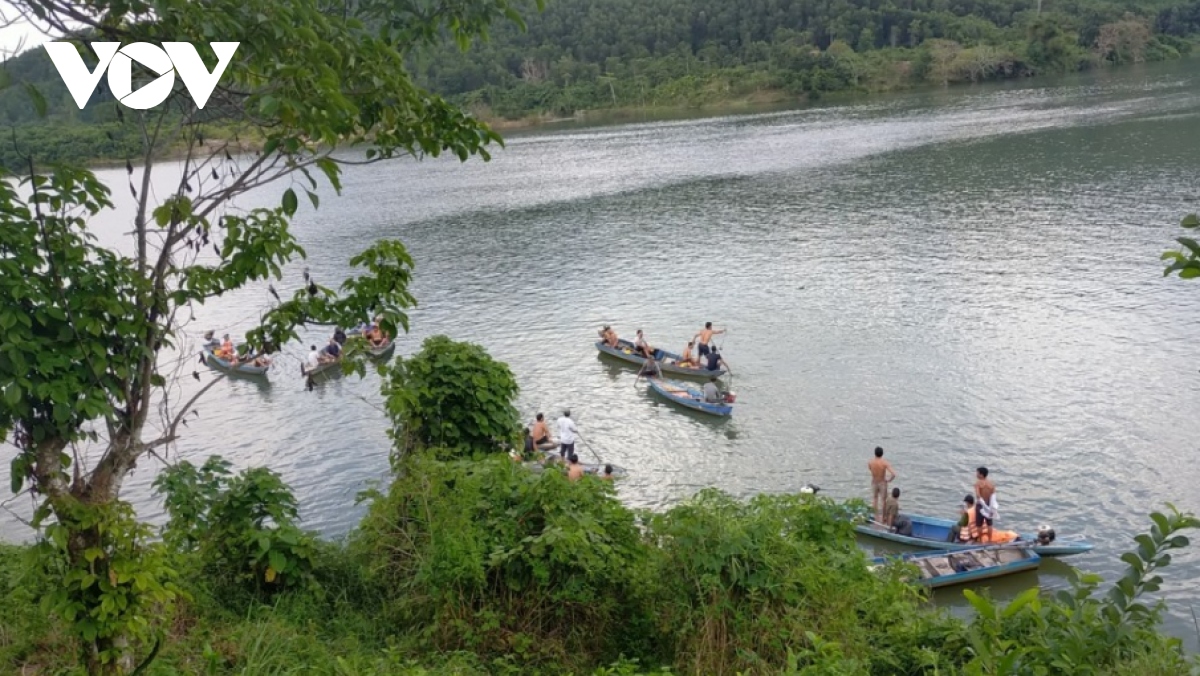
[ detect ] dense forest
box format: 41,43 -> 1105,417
0,0 -> 1197,163
406,0 -> 1200,119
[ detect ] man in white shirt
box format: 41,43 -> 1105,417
556,410 -> 578,459
306,345 -> 321,371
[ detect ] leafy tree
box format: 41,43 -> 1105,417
0,0 -> 534,671
382,335 -> 521,459
1162,213 -> 1200,279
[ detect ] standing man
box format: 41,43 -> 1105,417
694,321 -> 725,360
974,467 -> 998,542
557,410 -> 578,459
868,447 -> 897,523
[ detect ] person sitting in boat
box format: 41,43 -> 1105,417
674,341 -> 698,368
203,330 -> 221,350
883,487 -> 901,528
321,338 -> 341,362
602,464 -> 614,481
955,495 -> 1018,544
598,325 -> 620,348
634,329 -> 655,360
333,327 -> 347,345
703,346 -> 729,373
702,377 -> 722,403
216,333 -> 235,359
531,413 -> 555,450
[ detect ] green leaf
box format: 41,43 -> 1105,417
267,549 -> 288,574
1001,587 -> 1039,618
1179,267 -> 1200,279
962,588 -> 996,619
306,190 -> 319,209
1182,214 -> 1199,228
3,383 -> 20,406
1169,535 -> 1189,548
281,189 -> 298,217
1176,237 -> 1200,256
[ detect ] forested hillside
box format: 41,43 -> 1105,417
407,0 -> 1200,119
0,0 -> 1197,162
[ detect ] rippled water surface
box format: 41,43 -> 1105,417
4,59 -> 1200,642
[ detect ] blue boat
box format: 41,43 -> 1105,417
595,339 -> 726,379
201,345 -> 270,377
869,546 -> 1041,589
856,513 -> 1094,557
647,377 -> 734,416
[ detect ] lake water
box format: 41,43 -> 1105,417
3,59 -> 1200,644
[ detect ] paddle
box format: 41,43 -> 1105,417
576,433 -> 604,464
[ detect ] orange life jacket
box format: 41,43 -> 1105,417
958,505 -> 1018,544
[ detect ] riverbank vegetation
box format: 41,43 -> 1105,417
3,335 -> 1199,675
415,0 -> 1200,122
1,0 -> 1199,165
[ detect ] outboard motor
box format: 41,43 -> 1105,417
1037,525 -> 1056,545
799,484 -> 820,494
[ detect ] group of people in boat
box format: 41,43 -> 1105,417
599,321 -> 731,374
204,331 -> 271,368
515,410 -> 616,481
305,318 -> 392,372
870,447 -> 1014,545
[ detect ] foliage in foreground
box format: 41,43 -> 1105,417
3,473 -> 1199,675
382,336 -> 522,460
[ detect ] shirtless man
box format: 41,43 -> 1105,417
530,413 -> 553,449
567,454 -> 584,482
868,447 -> 897,522
599,325 -> 620,348
676,341 -> 697,368
974,467 -> 997,542
693,322 -> 725,360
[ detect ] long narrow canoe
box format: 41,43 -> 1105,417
595,339 -> 725,379
856,513 -> 1094,557
647,376 -> 733,416
202,346 -> 269,377
869,546 -> 1041,589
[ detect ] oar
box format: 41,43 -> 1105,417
576,433 -> 604,464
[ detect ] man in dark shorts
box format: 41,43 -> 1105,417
974,466 -> 997,541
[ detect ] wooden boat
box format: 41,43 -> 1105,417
201,345 -> 269,377
869,546 -> 1041,589
301,357 -> 342,379
855,513 -> 1094,557
647,376 -> 734,416
595,339 -> 725,379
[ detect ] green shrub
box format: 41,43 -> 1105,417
154,456 -> 318,596
382,336 -> 521,460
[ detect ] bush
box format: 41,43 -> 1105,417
154,456 -> 318,596
382,335 -> 521,460
353,453 -> 653,669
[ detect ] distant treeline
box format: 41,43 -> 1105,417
406,0 -> 1200,119
0,0 -> 1197,167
